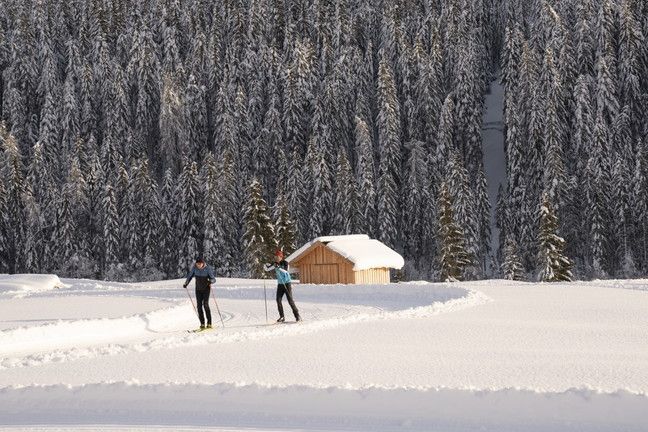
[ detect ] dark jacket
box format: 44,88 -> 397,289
185,265 -> 216,290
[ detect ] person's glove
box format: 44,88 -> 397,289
263,263 -> 274,272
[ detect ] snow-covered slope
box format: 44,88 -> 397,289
1,276 -> 647,431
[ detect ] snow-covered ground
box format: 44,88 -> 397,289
1,275 -> 648,431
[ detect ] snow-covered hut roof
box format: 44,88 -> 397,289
286,235 -> 404,271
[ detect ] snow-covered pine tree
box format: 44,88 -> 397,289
184,74 -> 208,161
219,149 -> 243,276
438,182 -> 473,282
435,94 -> 455,182
102,183 -> 120,274
475,168 -> 492,276
131,21 -> 161,163
631,151 -> 648,273
159,73 -> 184,174
84,145 -> 105,276
274,193 -> 297,257
537,193 -> 573,282
38,88 -> 61,175
255,77 -> 283,201
376,58 -> 402,249
283,40 -> 314,156
447,152 -> 479,278
0,177 -> 8,272
127,158 -> 159,270
243,178 -> 277,278
158,169 -> 178,278
542,48 -> 568,220
354,116 -> 376,237
176,158 -> 201,274
202,153 -> 226,271
308,137 -> 333,237
284,148 -> 307,244
332,148 -> 359,235
403,140 -> 429,270
501,235 -> 525,281
413,40 -> 442,151
0,125 -> 25,273
20,183 -> 40,273
495,184 -> 508,266
233,86 -> 254,176
586,109 -> 612,277
53,182 -> 77,272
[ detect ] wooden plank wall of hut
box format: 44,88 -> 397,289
352,268 -> 390,284
295,243 -> 354,284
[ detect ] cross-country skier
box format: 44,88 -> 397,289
265,250 -> 300,323
183,258 -> 216,330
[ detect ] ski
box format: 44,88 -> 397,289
187,327 -> 213,333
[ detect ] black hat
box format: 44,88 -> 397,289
195,257 -> 205,263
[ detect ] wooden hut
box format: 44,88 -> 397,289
286,235 -> 404,284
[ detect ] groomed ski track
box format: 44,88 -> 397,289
1,276 -> 647,431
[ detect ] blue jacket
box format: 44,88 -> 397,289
274,260 -> 292,285
185,265 -> 216,290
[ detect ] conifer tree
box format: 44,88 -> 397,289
159,73 -> 184,173
53,183 -> 78,271
158,169 -> 178,277
376,58 -> 402,248
219,150 -> 243,276
475,168 -> 492,276
354,116 -> 376,237
176,158 -> 201,274
243,178 -> 277,278
275,193 -> 297,257
1,125 -> 25,273
308,140 -> 333,237
538,193 -> 573,282
21,185 -> 41,273
501,235 -> 525,281
438,182 -> 473,282
403,140 -> 430,265
332,148 -> 359,234
202,153 -> 226,270
102,183 -> 120,273
0,179 -> 8,273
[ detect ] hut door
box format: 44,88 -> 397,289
315,264 -> 339,284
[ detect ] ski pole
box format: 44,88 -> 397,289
263,279 -> 268,324
210,289 -> 225,328
184,285 -> 199,319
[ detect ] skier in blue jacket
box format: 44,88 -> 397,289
265,250 -> 300,323
183,258 -> 217,330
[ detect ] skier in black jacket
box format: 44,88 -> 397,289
183,258 -> 217,330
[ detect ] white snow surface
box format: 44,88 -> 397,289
0,274 -> 70,298
1,276 -> 648,431
286,234 -> 404,271
286,234 -> 370,263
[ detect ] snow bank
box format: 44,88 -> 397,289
0,274 -> 69,298
1,382 -> 646,431
0,302 -> 195,359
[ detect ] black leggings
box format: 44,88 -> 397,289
196,288 -> 212,326
276,283 -> 299,319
